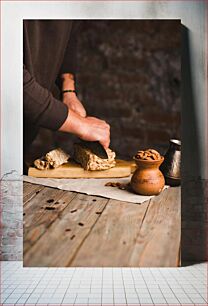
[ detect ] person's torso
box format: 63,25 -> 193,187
23,20 -> 73,90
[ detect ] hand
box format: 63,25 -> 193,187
79,116 -> 110,149
63,92 -> 86,117
59,109 -> 110,149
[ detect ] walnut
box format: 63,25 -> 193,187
135,148 -> 162,161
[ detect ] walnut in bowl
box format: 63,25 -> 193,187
135,149 -> 162,161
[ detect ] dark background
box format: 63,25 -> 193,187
30,20 -> 181,160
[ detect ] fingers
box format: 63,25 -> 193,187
74,114 -> 111,149
88,117 -> 110,130
100,137 -> 110,149
98,123 -> 110,149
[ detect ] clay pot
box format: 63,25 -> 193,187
131,157 -> 165,196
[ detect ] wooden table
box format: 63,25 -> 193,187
23,182 -> 181,267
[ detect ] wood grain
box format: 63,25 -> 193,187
129,187 -> 181,267
70,199 -> 150,267
23,182 -> 44,206
23,182 -> 181,267
24,187 -> 76,253
24,193 -> 109,266
28,159 -> 134,178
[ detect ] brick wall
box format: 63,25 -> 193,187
28,20 -> 181,160
78,20 -> 181,157
54,20 -> 181,159
0,178 -> 23,260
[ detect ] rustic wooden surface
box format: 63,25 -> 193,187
23,182 -> 181,267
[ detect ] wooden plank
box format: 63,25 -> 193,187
129,187 -> 181,267
24,187 -> 76,253
23,182 -> 45,206
23,184 -> 180,267
28,159 -> 134,178
71,188 -> 180,267
70,199 -> 150,267
23,193 -> 109,267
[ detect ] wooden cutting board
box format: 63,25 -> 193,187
28,159 -> 136,178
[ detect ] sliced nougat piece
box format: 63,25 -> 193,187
34,158 -> 50,170
74,143 -> 116,171
34,148 -> 70,170
45,148 -> 70,168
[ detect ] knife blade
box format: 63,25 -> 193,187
80,141 -> 109,159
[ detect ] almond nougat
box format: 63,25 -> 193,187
34,148 -> 70,170
74,144 -> 116,171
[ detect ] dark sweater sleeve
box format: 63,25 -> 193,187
59,21 -> 81,75
23,65 -> 68,130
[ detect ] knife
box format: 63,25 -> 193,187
80,140 -> 109,159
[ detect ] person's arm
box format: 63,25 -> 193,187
61,73 -> 87,117
23,65 -> 68,130
24,65 -> 110,148
58,21 -> 87,117
59,109 -> 110,149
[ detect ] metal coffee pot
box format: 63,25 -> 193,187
160,139 -> 181,186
